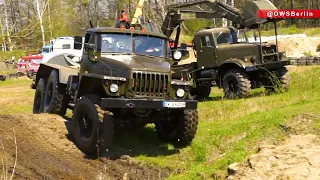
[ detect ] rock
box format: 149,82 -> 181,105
226,134 -> 320,180
227,163 -> 240,175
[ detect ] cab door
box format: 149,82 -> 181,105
196,35 -> 217,68
80,33 -> 96,75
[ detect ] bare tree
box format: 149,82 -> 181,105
35,0 -> 49,46
4,0 -> 13,51
221,0 -> 228,27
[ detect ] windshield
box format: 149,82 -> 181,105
134,36 -> 165,57
42,48 -> 50,53
215,30 -> 249,44
32,59 -> 42,64
101,34 -> 133,54
101,34 -> 166,57
215,32 -> 234,44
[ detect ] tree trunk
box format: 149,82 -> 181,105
4,0 -> 13,51
36,0 -> 46,47
48,0 -> 52,39
221,0 -> 228,27
0,16 -> 7,51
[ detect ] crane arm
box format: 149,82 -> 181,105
131,0 -> 145,25
161,0 -> 282,38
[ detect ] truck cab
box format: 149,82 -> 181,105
193,27 -> 287,69
74,27 -> 189,100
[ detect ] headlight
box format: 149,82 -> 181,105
109,84 -> 118,93
176,88 -> 185,97
173,51 -> 182,60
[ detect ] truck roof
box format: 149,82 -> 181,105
195,28 -> 231,36
86,27 -> 168,39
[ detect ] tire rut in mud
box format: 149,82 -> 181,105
0,114 -> 169,180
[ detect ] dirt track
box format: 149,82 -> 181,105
226,114 -> 320,180
0,114 -> 169,180
0,81 -> 169,179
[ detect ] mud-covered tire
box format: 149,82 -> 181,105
33,78 -> 46,114
43,70 -> 65,115
222,69 -> 251,99
265,67 -> 291,93
72,95 -> 115,157
155,109 -> 198,147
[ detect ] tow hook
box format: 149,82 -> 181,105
126,103 -> 134,108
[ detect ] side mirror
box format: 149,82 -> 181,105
84,43 -> 95,50
74,36 -> 83,50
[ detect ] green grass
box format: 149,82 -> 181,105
0,50 -> 26,61
0,69 -> 18,75
0,67 -> 320,179
0,78 -> 34,114
258,25 -> 320,37
113,66 -> 320,179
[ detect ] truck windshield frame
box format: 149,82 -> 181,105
214,30 -> 249,45
99,33 -> 167,58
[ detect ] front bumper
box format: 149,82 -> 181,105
100,98 -> 197,110
245,60 -> 290,72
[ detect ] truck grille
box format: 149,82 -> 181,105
132,71 -> 169,97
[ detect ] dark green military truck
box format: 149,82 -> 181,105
31,26 -> 199,157
163,0 -> 291,100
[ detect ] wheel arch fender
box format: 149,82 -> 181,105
75,74 -> 105,100
217,60 -> 246,87
36,63 -> 78,87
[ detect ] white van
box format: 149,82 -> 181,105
50,37 -> 75,53
42,37 -> 84,64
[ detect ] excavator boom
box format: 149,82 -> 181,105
162,0 -> 282,38
131,0 -> 145,25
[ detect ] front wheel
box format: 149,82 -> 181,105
222,69 -> 251,99
72,96 -> 115,157
155,109 -> 198,147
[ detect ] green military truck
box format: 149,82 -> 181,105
163,0 -> 291,99
32,25 -> 199,157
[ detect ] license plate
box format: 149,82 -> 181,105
163,101 -> 186,108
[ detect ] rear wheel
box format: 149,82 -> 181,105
43,70 -> 66,115
265,67 -> 291,93
155,109 -> 198,147
33,78 -> 46,114
72,95 -> 115,157
222,69 -> 251,99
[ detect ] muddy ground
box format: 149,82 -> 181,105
0,114 -> 170,180
0,80 -> 170,180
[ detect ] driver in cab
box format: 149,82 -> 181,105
135,38 -> 163,57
